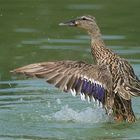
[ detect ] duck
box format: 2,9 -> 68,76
11,15 -> 140,123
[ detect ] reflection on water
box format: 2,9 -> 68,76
0,0 -> 140,139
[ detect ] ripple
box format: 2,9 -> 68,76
0,79 -> 52,93
129,59 -> 140,63
115,49 -> 140,55
14,28 -> 39,33
39,45 -> 85,51
77,35 -> 126,40
67,4 -> 103,10
132,64 -> 140,77
21,40 -> 42,45
20,34 -> 126,46
41,38 -> 87,44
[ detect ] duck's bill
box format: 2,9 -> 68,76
59,20 -> 77,26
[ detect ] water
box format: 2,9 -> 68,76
0,0 -> 140,139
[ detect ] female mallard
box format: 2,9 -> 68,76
11,15 -> 140,122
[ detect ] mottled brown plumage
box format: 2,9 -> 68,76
11,15 -> 140,122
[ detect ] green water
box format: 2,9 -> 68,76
0,0 -> 140,139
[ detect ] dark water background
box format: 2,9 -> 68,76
0,0 -> 140,139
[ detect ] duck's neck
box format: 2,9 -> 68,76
89,33 -> 114,65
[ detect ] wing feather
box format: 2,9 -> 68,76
11,60 -> 113,113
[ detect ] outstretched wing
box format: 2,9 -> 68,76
11,60 -> 113,112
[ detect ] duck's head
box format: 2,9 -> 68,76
59,15 -> 100,35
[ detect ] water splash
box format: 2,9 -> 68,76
44,105 -> 109,124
